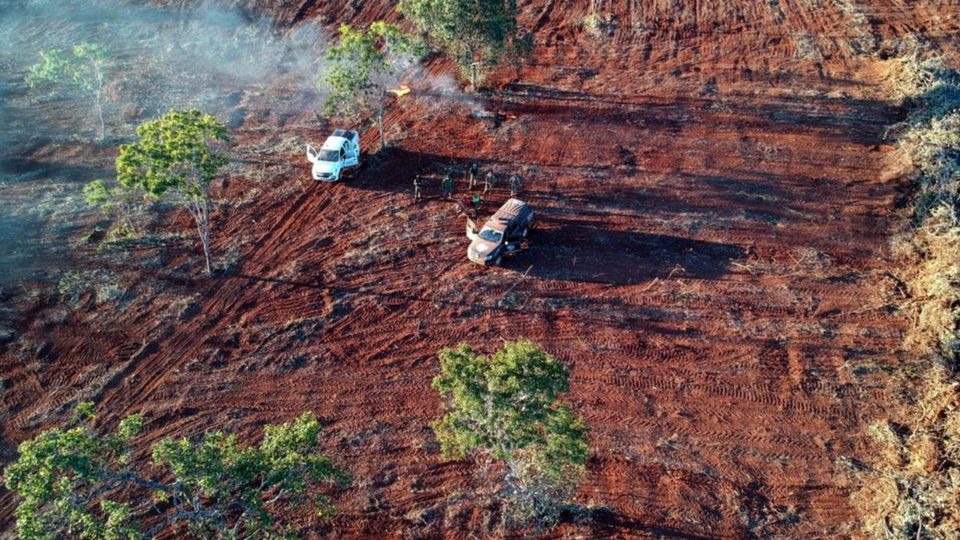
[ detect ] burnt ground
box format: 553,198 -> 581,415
2,0 -> 959,537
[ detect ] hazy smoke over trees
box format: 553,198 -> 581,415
1,0 -> 329,146
0,0 -> 329,286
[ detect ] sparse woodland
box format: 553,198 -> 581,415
6,1 -> 960,539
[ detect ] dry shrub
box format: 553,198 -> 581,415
852,48 -> 960,540
583,11 -> 616,39
853,367 -> 960,539
891,51 -> 960,362
899,113 -> 960,225
888,54 -> 947,101
901,205 -> 960,362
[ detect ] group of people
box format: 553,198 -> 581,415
413,161 -> 523,203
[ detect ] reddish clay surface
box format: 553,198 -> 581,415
3,1 -> 960,537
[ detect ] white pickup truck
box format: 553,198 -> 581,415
306,129 -> 360,181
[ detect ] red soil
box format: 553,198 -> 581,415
3,1 -> 959,537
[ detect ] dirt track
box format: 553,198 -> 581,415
2,1 -> 960,537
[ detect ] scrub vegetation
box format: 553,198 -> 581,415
852,44 -> 960,540
26,42 -> 110,141
3,403 -> 349,539
322,22 -> 425,149
398,0 -> 531,89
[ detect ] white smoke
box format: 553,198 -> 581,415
0,0 -> 330,140
420,72 -> 488,116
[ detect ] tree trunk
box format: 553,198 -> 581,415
95,92 -> 104,142
378,91 -> 386,150
119,201 -> 136,235
200,210 -> 213,275
186,190 -> 214,275
93,59 -> 105,142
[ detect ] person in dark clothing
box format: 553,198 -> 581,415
441,174 -> 454,199
468,161 -> 479,189
509,174 -> 522,197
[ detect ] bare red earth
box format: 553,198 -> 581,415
3,1 -> 960,537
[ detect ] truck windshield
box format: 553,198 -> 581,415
319,149 -> 340,162
479,228 -> 502,243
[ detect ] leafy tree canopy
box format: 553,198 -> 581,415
26,42 -> 111,140
115,109 -> 229,273
116,109 -> 228,198
397,0 -> 530,85
26,42 -> 108,93
432,339 -> 589,488
3,404 -> 348,540
322,22 -> 425,147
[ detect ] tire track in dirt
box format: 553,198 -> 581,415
4,0 -> 953,536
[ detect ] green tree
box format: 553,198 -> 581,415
116,110 -> 229,274
432,339 -> 589,530
322,22 -> 424,150
83,179 -> 142,238
3,403 -> 349,539
398,0 -> 530,89
27,43 -> 110,141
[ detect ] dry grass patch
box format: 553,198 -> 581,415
852,45 -> 960,540
852,367 -> 960,539
897,207 -> 960,363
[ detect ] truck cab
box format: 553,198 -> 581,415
306,129 -> 360,181
467,199 -> 533,266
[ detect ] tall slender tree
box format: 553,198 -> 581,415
27,43 -> 110,141
116,110 -> 228,274
322,22 -> 424,149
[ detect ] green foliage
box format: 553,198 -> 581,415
117,109 -> 228,199
116,110 -> 229,274
432,340 -> 589,528
323,24 -> 385,119
4,406 -> 348,540
152,412 -> 350,537
83,179 -> 141,237
3,402 -> 142,540
322,22 -> 424,148
26,43 -> 110,140
83,179 -> 117,212
27,43 -> 107,92
57,270 -> 87,300
398,0 -> 529,87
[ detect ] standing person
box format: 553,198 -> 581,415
509,174 -> 522,197
413,174 -> 422,201
441,173 -> 454,199
468,161 -> 479,189
483,171 -> 496,194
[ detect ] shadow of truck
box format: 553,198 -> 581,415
510,217 -> 744,285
